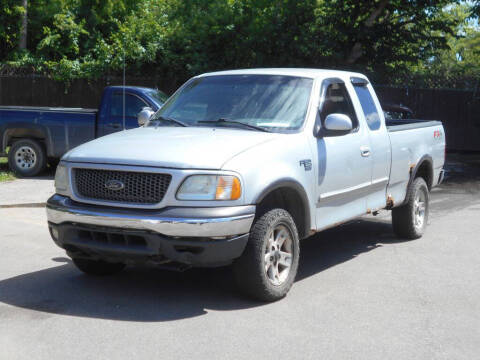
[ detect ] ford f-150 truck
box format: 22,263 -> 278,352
0,86 -> 167,177
46,69 -> 445,301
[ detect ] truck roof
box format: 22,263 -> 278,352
106,85 -> 156,91
198,68 -> 369,81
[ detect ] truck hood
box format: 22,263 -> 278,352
63,126 -> 279,169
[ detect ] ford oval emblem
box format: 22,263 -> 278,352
105,179 -> 125,191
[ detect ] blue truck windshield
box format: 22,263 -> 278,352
146,89 -> 169,105
152,75 -> 313,132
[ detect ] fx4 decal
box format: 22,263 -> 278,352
434,130 -> 443,139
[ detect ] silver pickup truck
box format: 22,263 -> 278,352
46,69 -> 445,301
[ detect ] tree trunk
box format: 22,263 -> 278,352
346,0 -> 389,64
19,0 -> 28,50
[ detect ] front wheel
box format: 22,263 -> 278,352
233,208 -> 300,302
392,177 -> 430,239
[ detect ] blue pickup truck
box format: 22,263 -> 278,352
0,86 -> 167,177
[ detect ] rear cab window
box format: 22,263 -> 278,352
352,83 -> 381,131
111,93 -> 148,117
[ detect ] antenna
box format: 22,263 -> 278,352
122,39 -> 126,131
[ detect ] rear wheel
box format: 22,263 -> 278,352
233,208 -> 300,302
392,177 -> 429,239
72,258 -> 126,276
8,139 -> 47,177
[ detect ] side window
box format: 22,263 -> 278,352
320,82 -> 358,129
110,93 -> 148,117
353,85 -> 381,130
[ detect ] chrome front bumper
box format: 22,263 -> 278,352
46,195 -> 255,237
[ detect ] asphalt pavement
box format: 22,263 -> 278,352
0,154 -> 479,360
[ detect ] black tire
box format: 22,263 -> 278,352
48,158 -> 60,170
72,258 -> 126,276
233,208 -> 300,302
392,177 -> 430,239
8,139 -> 47,177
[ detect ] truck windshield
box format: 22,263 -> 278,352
146,89 -> 169,105
151,75 -> 313,132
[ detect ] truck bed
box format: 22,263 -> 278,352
0,106 -> 98,158
0,106 -> 97,114
386,119 -> 442,132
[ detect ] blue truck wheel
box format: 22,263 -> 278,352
8,139 -> 47,177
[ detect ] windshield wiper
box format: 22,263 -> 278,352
151,115 -> 188,127
198,118 -> 270,132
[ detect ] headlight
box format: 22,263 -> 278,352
54,164 -> 68,193
177,175 -> 241,201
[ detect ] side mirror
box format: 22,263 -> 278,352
324,113 -> 353,132
137,107 -> 154,126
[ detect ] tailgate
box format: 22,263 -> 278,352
387,123 -> 445,205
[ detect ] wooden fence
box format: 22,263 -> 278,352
0,75 -> 173,109
375,86 -> 480,152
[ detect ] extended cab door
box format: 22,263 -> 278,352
312,78 -> 372,230
101,92 -> 150,136
351,78 -> 392,211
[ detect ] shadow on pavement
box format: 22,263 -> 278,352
431,152 -> 480,214
442,152 -> 480,188
0,218 -> 408,322
298,218 -> 403,281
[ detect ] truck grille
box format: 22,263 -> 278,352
73,168 -> 171,204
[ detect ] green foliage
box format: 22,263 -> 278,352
0,0 -> 479,88
471,0 -> 480,18
309,0 -> 469,85
0,0 -> 25,57
407,2 -> 480,88
37,11 -> 89,59
0,156 -> 15,182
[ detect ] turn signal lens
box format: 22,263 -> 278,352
215,176 -> 241,200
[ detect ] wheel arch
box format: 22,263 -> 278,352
400,155 -> 434,207
409,155 -> 434,190
253,179 -> 311,239
2,124 -> 52,156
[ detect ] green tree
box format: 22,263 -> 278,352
410,2 -> 480,88
311,0 -> 461,77
0,0 -> 25,59
1,0 -> 477,88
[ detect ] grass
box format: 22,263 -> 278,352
0,156 -> 16,182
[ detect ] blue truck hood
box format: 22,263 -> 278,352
62,126 -> 279,169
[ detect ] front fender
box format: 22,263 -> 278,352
222,133 -> 316,233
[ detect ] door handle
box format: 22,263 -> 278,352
106,123 -> 121,129
360,146 -> 371,157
